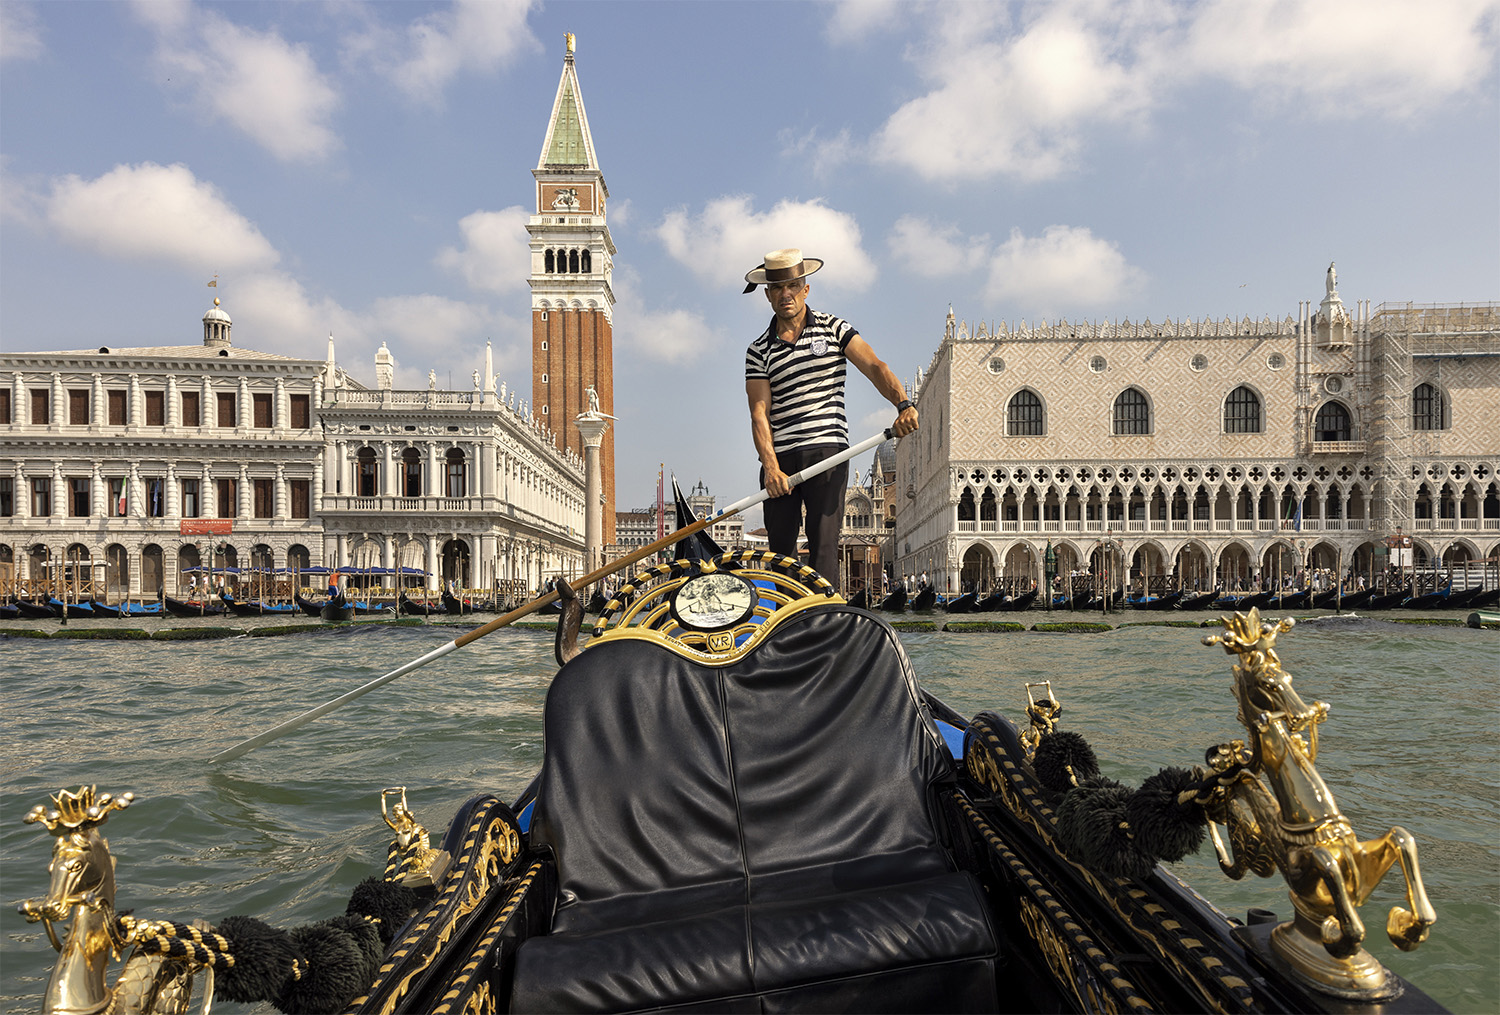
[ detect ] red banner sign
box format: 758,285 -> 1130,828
180,520 -> 233,535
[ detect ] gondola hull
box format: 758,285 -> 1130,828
995,588 -> 1038,612
911,586 -> 937,610
1127,589 -> 1185,611
162,596 -> 225,617
878,587 -> 907,611
944,591 -> 977,614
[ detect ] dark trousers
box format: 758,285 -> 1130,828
761,444 -> 848,586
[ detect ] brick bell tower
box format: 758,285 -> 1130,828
530,33 -> 616,545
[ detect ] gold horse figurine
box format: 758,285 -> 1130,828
17,787 -> 210,1015
1198,610 -> 1437,998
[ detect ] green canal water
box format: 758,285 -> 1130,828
1,618 -> 1495,1012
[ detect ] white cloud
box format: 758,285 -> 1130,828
983,225 -> 1145,308
43,162 -> 279,271
436,206 -> 533,294
825,0 -> 906,43
887,215 -> 990,278
1180,0 -> 1500,118
656,196 -> 876,292
0,2 -> 45,62
611,267 -> 730,366
846,0 -> 1500,183
133,2 -> 341,163
872,6 -> 1152,183
361,0 -> 540,105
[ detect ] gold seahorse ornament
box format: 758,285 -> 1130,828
1197,610 -> 1436,999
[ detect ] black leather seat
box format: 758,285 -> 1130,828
511,605 -> 997,1013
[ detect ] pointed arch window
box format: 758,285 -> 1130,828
1112,388 -> 1151,434
1314,401 -> 1352,442
1224,385 -> 1262,433
1412,383 -> 1446,430
1007,389 -> 1045,436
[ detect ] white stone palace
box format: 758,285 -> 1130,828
891,269 -> 1500,594
0,302 -> 585,601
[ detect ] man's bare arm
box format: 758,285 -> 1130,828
845,335 -> 919,437
746,377 -> 792,497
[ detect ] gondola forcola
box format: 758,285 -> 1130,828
208,429 -> 896,765
19,569 -> 1444,1014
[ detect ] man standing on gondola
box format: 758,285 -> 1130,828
744,248 -> 918,585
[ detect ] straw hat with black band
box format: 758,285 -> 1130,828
743,248 -> 824,294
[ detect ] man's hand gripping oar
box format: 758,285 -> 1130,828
210,429 -> 897,763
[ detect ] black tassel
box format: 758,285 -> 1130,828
347,876 -> 420,946
277,917 -> 383,1014
1033,731 -> 1100,793
213,916 -> 299,1004
1055,777 -> 1157,880
1126,767 -> 1207,863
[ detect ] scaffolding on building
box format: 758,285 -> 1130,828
1368,302 -> 1500,548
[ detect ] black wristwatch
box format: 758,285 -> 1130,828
896,399 -> 915,414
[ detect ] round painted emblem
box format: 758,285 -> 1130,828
671,572 -> 757,631
811,339 -> 828,356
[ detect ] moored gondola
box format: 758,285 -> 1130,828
14,598 -> 60,620
1366,586 -> 1411,610
975,591 -> 1005,612
995,588 -> 1038,612
441,590 -> 473,615
846,587 -> 870,609
943,591 -> 977,613
294,593 -> 327,617
1335,588 -> 1374,610
319,593 -> 354,622
221,594 -> 300,617
86,600 -> 122,618
878,586 -> 907,611
1406,584 -> 1451,610
397,591 -> 441,616
1467,587 -> 1500,608
911,585 -> 937,610
1127,589 -> 1184,611
17,552 -> 1448,1015
1177,588 -> 1221,611
1267,589 -> 1311,611
585,588 -> 608,615
162,595 -> 225,618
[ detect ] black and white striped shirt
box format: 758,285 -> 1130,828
745,308 -> 856,454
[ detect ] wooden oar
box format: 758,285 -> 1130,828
211,429 -> 895,763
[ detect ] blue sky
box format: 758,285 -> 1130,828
3,0 -> 1497,519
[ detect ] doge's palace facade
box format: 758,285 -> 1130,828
893,268 -> 1499,593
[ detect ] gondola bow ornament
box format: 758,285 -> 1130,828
1195,609 -> 1436,999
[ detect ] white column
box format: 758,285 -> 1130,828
576,414 -> 610,572
381,443 -> 395,497
166,464 -> 179,519
238,378 -> 251,430
91,374 -> 105,430
203,465 -> 217,519
427,534 -> 440,590
129,374 -> 143,428
91,461 -> 105,517
275,464 -> 288,519
128,463 -> 141,518
238,464 -> 251,518
167,375 -> 180,427
51,372 -> 65,427
275,378 -> 288,430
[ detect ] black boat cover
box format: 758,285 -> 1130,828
512,604 -> 998,1013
